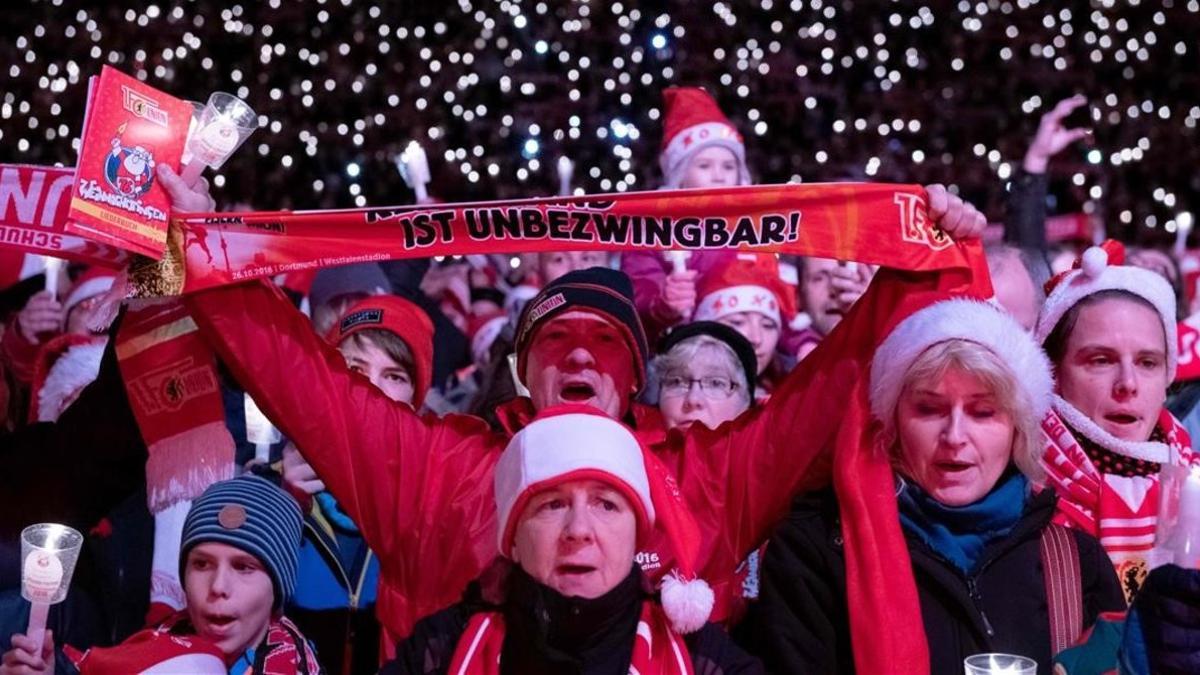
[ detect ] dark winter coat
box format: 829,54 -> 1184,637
739,487 -> 1125,675
382,563 -> 762,675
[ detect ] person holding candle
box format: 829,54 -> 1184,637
623,87 -> 874,353
620,87 -> 749,343
741,299 -> 1124,674
1038,241 -> 1199,602
26,268 -> 119,423
1,475 -> 320,675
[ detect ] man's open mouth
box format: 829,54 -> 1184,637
560,382 -> 596,401
1104,413 -> 1140,426
556,563 -> 596,576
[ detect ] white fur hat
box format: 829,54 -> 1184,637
1035,241 -> 1177,381
494,405 -> 714,633
870,298 -> 1054,425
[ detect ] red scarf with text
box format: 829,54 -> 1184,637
6,169 -> 998,673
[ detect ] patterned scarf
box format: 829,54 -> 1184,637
157,610 -> 321,675
447,601 -> 694,675
1041,395 -> 1197,601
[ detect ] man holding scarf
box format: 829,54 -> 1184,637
157,164 -> 988,671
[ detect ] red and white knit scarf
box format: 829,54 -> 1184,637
159,611 -> 320,675
115,300 -> 236,610
447,601 -> 695,675
1041,395 -> 1197,601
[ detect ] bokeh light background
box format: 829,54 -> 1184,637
2,0 -> 1197,242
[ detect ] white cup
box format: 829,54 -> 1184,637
964,653 -> 1037,675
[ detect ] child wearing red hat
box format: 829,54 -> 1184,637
622,87 -> 750,343
692,253 -> 798,399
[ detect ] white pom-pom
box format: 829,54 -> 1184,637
660,572 -> 714,634
1080,246 -> 1108,278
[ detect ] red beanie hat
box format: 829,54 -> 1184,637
494,404 -> 715,633
693,253 -> 797,325
326,295 -> 435,407
659,87 -> 750,189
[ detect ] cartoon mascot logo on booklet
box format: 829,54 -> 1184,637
105,136 -> 157,199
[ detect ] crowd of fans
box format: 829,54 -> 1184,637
1,2 -> 1198,234
2,3 -> 1200,675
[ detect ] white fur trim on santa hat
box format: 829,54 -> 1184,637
494,412 -> 654,555
694,284 -> 782,324
471,315 -> 508,365
1035,246 -> 1178,381
659,121 -> 750,189
870,299 -> 1054,425
1051,395 -> 1171,464
65,274 -> 117,313
36,340 -> 106,422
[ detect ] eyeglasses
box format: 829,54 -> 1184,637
659,375 -> 739,399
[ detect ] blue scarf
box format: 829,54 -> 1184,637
897,470 -> 1028,574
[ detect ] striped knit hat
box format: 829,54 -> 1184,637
180,475 -> 303,609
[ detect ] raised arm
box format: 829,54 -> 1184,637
184,280 -> 492,549
681,186 -> 991,563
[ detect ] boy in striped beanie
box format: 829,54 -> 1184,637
3,476 -> 320,674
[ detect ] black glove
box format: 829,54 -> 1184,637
1132,563 -> 1200,674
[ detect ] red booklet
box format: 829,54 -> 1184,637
67,66 -> 192,259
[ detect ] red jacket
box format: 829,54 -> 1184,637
186,280 -> 835,643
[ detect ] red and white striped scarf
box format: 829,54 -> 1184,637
447,601 -> 695,675
1041,395 -> 1197,602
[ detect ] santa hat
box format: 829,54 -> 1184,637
870,298 -> 1054,426
494,405 -> 714,633
74,630 -> 226,675
29,334 -> 107,422
659,87 -> 750,189
693,253 -> 797,325
468,310 -> 508,366
325,294 -> 435,407
65,267 -> 118,315
1036,240 -> 1178,380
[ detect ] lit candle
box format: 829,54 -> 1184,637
403,140 -> 430,202
42,257 -> 62,296
557,156 -> 574,196
668,250 -> 688,274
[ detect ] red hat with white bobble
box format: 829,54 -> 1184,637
692,253 -> 797,325
658,87 -> 750,189
1035,240 -> 1178,380
493,404 -> 714,634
